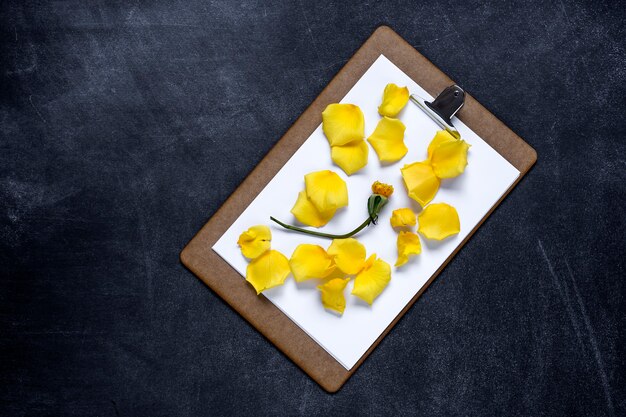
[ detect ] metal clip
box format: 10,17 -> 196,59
410,85 -> 465,139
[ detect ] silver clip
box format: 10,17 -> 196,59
410,85 -> 465,139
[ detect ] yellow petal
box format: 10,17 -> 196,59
237,225 -> 271,259
389,208 -> 417,228
304,170 -> 348,215
427,130 -> 456,159
317,278 -> 350,314
378,83 -> 409,117
327,238 -> 366,275
322,103 -> 365,147
428,131 -> 470,179
400,161 -> 441,207
351,254 -> 391,304
367,117 -> 408,163
395,231 -> 422,267
322,266 -> 351,281
246,250 -> 291,294
289,244 -> 335,282
290,190 -> 336,228
331,140 -> 368,175
417,203 -> 461,240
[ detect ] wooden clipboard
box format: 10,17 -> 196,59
180,26 -> 537,392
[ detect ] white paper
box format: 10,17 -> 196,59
212,55 -> 520,370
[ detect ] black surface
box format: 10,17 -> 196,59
1,1 -> 625,415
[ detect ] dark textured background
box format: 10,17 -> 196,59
1,0 -> 625,415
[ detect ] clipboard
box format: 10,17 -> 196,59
180,26 -> 537,392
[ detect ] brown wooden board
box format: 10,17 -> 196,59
180,26 -> 537,393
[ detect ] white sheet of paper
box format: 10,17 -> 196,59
212,55 -> 520,370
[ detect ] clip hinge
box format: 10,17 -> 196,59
410,85 -> 465,139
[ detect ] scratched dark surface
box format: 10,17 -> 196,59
1,0 -> 625,416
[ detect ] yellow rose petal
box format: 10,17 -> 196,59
290,190 -> 336,228
389,208 -> 417,228
367,117 -> 408,163
289,244 -> 335,282
395,231 -> 422,267
237,225 -> 271,259
317,278 -> 350,314
351,254 -> 391,305
378,83 -> 410,117
400,161 -> 441,207
246,250 -> 291,294
331,140 -> 368,175
322,266 -> 351,281
304,170 -> 348,215
428,131 -> 470,179
322,103 -> 365,147
418,203 -> 461,240
327,238 -> 366,275
427,130 -> 456,160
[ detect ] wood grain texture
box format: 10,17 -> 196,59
180,26 -> 536,393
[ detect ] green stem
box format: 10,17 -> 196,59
270,216 -> 372,239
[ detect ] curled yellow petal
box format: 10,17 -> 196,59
246,250 -> 291,294
322,103 -> 365,147
427,130 -> 456,159
289,244 -> 335,282
390,208 -> 416,228
290,190 -> 336,228
427,130 -> 470,179
327,238 -> 366,275
417,203 -> 461,240
378,83 -> 409,117
237,225 -> 271,259
351,254 -> 391,305
304,170 -> 348,215
395,231 -> 421,267
367,117 -> 408,163
317,278 -> 350,314
400,161 -> 441,207
331,140 -> 368,175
